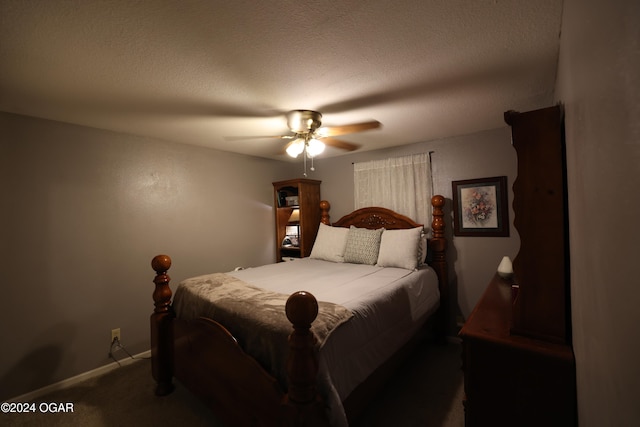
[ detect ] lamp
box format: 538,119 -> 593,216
286,138 -> 305,158
286,136 -> 326,158
497,256 -> 513,280
288,209 -> 300,223
286,134 -> 326,177
285,209 -> 300,248
306,138 -> 325,157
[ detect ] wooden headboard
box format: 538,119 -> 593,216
326,203 -> 423,230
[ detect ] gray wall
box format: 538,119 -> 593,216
311,127 -> 520,329
0,112 -> 292,400
556,0 -> 640,425
0,111 -> 523,399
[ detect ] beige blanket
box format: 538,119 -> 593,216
173,272 -> 353,390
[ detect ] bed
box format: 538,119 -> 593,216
150,195 -> 448,426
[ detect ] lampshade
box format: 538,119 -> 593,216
497,255 -> 513,279
288,209 -> 300,222
286,138 -> 305,158
306,138 -> 325,157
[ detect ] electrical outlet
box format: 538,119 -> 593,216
111,328 -> 121,343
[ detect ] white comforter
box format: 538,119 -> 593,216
226,258 -> 440,426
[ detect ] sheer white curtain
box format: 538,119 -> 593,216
354,153 -> 433,227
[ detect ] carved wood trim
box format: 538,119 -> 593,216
332,206 -> 422,230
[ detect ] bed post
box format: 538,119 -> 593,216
319,200 -> 331,225
429,195 -> 449,341
150,254 -> 175,396
282,291 -> 330,426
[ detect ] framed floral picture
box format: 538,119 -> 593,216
452,176 -> 509,237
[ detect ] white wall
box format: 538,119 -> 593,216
556,0 -> 640,425
0,112 -> 292,400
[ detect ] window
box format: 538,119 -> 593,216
354,153 -> 432,227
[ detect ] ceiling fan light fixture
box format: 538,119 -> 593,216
286,138 -> 305,158
306,138 -> 325,157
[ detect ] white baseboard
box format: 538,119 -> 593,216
7,350 -> 151,402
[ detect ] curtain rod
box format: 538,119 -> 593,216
351,151 -> 435,165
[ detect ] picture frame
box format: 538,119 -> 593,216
452,176 -> 509,237
285,225 -> 300,247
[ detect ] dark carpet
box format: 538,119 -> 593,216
3,341 -> 464,426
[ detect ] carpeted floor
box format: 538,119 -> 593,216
352,341 -> 464,427
3,341 -> 464,426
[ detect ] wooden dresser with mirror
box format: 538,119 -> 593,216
459,105 -> 577,426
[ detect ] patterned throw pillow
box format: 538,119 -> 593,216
418,229 -> 429,266
343,226 -> 384,265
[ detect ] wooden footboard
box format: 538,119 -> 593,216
150,255 -> 329,426
172,316 -> 283,424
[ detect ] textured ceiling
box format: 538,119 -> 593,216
0,0 -> 564,160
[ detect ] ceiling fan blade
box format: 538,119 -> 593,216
318,120 -> 381,137
224,134 -> 293,141
322,137 -> 361,151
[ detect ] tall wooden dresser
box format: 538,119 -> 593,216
459,105 -> 577,426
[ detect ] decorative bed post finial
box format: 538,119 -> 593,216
285,291 -> 319,403
152,255 -> 172,314
320,200 -> 331,225
283,291 -> 329,425
431,195 -> 445,240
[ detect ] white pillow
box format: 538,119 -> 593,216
309,223 -> 349,263
376,226 -> 423,270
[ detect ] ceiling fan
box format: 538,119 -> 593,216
278,110 -> 381,159
226,109 -> 381,175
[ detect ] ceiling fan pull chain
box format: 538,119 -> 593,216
303,149 -> 308,177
